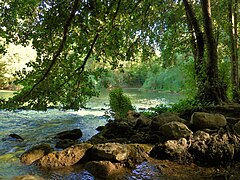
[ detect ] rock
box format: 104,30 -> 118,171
126,111 -> 151,129
96,126 -> 105,131
56,129 -> 83,140
150,138 -> 190,161
20,144 -> 53,165
133,116 -> 152,130
55,139 -> 76,149
189,130 -> 211,163
90,143 -> 129,162
206,133 -> 235,164
100,121 -> 135,139
2,133 -> 24,142
85,161 -> 125,179
150,112 -> 186,131
159,121 -> 193,140
234,120 -> 240,135
130,132 -> 161,144
37,143 -> 92,168
190,130 -> 235,165
190,112 -> 227,130
126,144 -> 153,168
13,175 -> 45,180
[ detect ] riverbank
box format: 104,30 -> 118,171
13,103 -> 240,179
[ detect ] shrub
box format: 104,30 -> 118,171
109,87 -> 134,118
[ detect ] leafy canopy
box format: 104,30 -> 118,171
1,0 -> 185,110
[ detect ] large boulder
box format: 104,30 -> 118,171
37,143 -> 92,168
150,138 -> 190,161
190,112 -> 227,130
150,112 -> 186,131
190,130 -> 235,164
90,143 -> 129,162
159,121 -> 193,140
20,144 -> 53,165
100,121 -> 135,139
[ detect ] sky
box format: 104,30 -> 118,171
1,42 -> 36,78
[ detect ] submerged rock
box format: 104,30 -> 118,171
20,144 -> 53,165
2,133 -> 24,142
56,129 -> 83,140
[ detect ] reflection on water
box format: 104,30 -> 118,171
128,161 -> 164,180
0,89 -> 184,179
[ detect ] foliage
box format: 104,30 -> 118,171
0,60 -> 7,87
0,0 -> 239,109
109,87 -> 134,118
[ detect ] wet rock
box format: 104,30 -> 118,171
20,144 -> 53,165
101,121 -> 135,139
55,139 -> 76,149
56,129 -> 83,140
126,144 -> 153,168
2,133 -> 24,142
191,112 -> 227,130
85,161 -> 125,179
150,112 -> 186,131
12,175 -> 45,180
159,121 -> 193,140
96,126 -> 105,131
150,138 -> 190,161
37,143 -> 92,168
90,143 -> 129,162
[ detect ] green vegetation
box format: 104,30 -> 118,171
109,87 -> 134,118
0,0 -> 239,110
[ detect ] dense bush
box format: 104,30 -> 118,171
109,87 -> 134,118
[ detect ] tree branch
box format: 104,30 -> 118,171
23,0 -> 80,99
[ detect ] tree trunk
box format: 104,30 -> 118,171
201,0 -> 228,103
229,0 -> 239,101
183,0 -> 205,78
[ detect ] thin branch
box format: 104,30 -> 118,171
59,33 -> 99,88
75,33 -> 99,74
23,0 -> 80,99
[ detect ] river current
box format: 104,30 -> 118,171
0,89 -> 183,179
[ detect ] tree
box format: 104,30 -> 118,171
0,0 -> 238,109
0,0 -> 159,110
182,0 -> 230,104
228,0 -> 239,101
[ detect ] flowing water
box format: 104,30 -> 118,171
0,89 -> 183,180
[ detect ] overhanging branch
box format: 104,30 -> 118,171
23,0 -> 80,99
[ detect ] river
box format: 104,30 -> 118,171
0,89 -> 183,179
